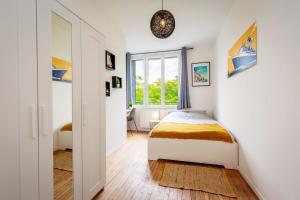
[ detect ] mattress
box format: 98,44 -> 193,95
149,111 -> 234,143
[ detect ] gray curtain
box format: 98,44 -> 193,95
177,47 -> 191,109
126,53 -> 132,109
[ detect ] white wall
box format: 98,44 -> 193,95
58,0 -> 127,156
52,12 -> 71,61
52,81 -> 72,151
214,1 -> 300,199
187,43 -> 214,115
105,64 -> 127,155
134,107 -> 176,131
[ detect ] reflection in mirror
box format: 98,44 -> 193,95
52,12 -> 73,200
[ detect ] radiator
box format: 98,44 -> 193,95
139,110 -> 156,129
138,109 -> 175,129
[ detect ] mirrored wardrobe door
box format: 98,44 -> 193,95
52,11 -> 73,200
38,1 -> 82,199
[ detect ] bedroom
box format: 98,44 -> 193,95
1,0 -> 299,200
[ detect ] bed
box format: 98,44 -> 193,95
58,123 -> 73,150
148,111 -> 238,169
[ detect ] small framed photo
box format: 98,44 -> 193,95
106,81 -> 110,96
106,51 -> 115,70
112,76 -> 122,88
191,62 -> 210,87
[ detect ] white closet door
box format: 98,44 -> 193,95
37,0 -> 83,199
81,21 -> 106,199
0,0 -> 38,200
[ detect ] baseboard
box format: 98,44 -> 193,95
106,141 -> 126,157
129,128 -> 150,132
238,167 -> 265,200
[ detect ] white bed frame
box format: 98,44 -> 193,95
148,137 -> 238,169
58,130 -> 73,150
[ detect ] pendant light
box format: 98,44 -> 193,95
150,0 -> 175,39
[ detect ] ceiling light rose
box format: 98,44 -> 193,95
150,0 -> 175,39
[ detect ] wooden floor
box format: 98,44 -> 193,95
94,133 -> 258,200
54,169 -> 73,200
54,150 -> 73,200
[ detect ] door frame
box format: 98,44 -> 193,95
37,0 -> 83,199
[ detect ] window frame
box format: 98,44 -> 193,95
131,51 -> 181,108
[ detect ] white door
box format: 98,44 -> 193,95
0,0 -> 39,200
37,0 -> 83,199
81,21 -> 106,199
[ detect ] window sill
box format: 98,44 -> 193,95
133,104 -> 177,109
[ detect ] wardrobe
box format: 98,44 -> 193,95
0,0 -> 106,199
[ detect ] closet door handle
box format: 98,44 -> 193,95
83,103 -> 87,127
30,105 -> 37,139
39,105 -> 48,136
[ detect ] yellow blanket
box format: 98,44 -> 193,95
60,123 -> 72,132
150,122 -> 233,143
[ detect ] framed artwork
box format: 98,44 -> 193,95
106,51 -> 115,70
106,81 -> 110,96
191,62 -> 210,87
228,22 -> 257,77
52,57 -> 72,83
112,76 -> 122,88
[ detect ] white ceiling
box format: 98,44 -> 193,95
99,0 -> 234,53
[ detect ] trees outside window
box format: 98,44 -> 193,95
148,59 -> 162,105
132,54 -> 179,106
164,57 -> 179,105
134,60 -> 144,105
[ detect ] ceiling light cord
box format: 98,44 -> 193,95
162,0 -> 164,10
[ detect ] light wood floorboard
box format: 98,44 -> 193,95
53,150 -> 73,200
54,168 -> 73,200
94,132 -> 258,200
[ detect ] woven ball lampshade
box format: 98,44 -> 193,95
150,1 -> 175,39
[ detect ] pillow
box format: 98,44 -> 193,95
170,110 -> 210,120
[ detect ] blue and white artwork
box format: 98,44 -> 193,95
192,62 -> 210,87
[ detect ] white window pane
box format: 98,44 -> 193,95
164,57 -> 179,105
134,60 -> 144,105
148,59 -> 161,105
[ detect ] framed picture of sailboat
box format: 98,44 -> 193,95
52,57 -> 72,83
228,22 -> 257,78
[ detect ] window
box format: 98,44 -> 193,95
164,58 -> 179,105
131,53 -> 179,106
133,60 -> 144,105
148,59 -> 162,105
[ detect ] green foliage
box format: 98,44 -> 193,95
148,78 -> 161,105
135,75 -> 144,105
135,76 -> 178,105
165,76 -> 179,105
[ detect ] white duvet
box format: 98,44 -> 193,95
161,111 -> 235,140
162,111 -> 218,125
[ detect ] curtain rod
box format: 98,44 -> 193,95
130,47 -> 193,55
